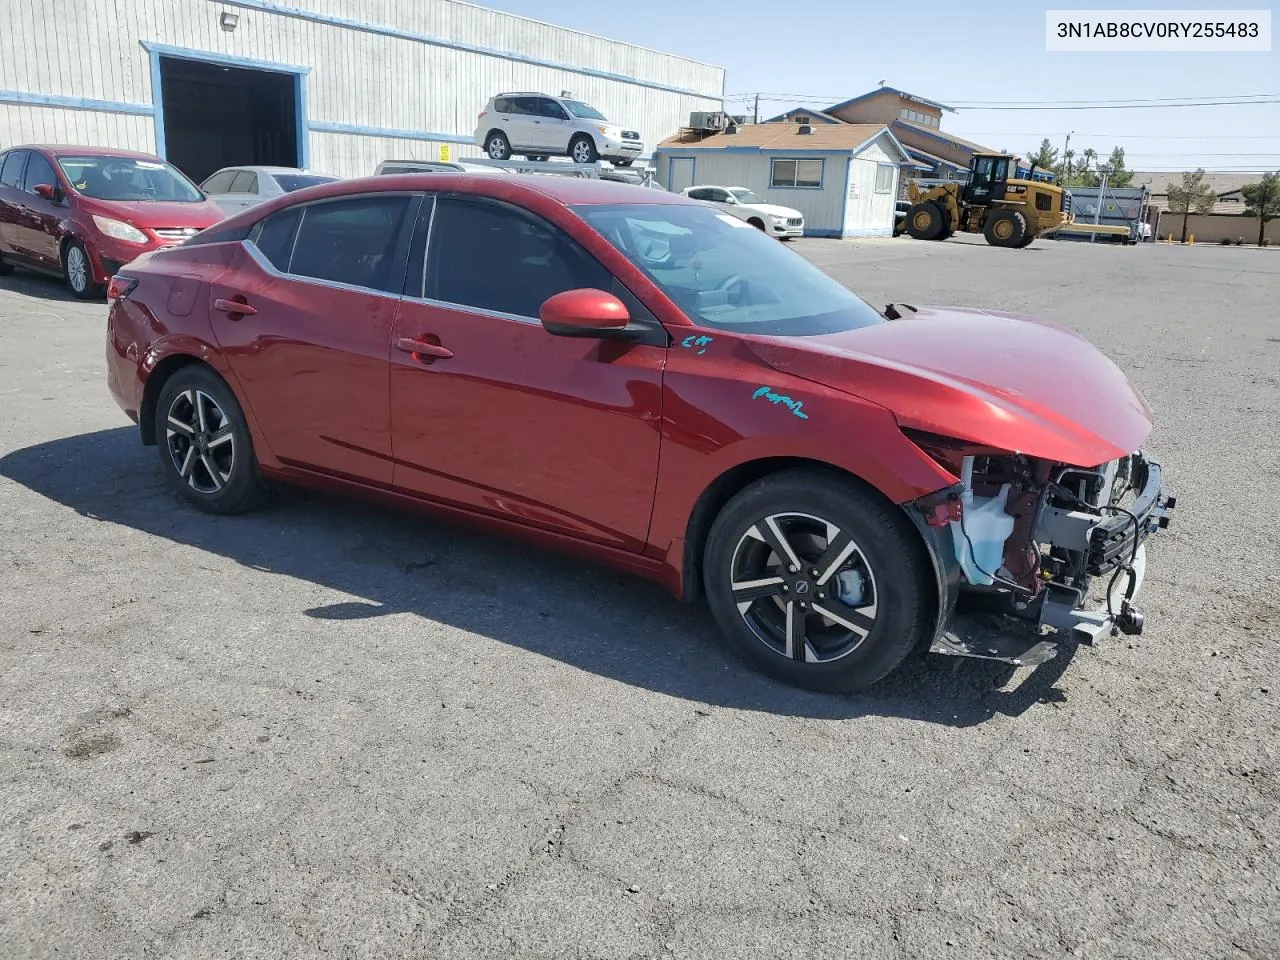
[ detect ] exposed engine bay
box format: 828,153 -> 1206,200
907,436 -> 1176,666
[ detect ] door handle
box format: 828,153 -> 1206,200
396,337 -> 454,362
214,296 -> 257,318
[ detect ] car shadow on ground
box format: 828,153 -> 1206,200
1,265 -> 83,303
1,428 -> 1078,727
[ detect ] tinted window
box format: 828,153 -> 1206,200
274,174 -> 339,192
22,152 -> 58,193
576,202 -> 885,336
510,97 -> 540,116
0,151 -> 28,188
229,171 -> 258,194
686,188 -> 711,200
493,97 -> 512,113
289,195 -> 413,293
378,165 -> 417,176
202,170 -> 237,194
250,206 -> 302,271
426,198 -> 611,317
538,98 -> 570,120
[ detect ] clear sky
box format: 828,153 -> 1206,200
477,0 -> 1280,174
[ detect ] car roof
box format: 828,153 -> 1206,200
210,173 -> 692,232
10,144 -> 169,161
209,166 -> 322,175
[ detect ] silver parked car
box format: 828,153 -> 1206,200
473,93 -> 644,166
199,166 -> 340,215
373,160 -> 505,176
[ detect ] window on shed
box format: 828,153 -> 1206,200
794,115 -> 810,125
770,159 -> 823,188
874,164 -> 895,193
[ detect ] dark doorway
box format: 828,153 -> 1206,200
158,56 -> 299,183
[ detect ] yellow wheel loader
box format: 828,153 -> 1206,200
903,153 -> 1133,247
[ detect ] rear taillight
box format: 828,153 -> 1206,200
107,275 -> 139,301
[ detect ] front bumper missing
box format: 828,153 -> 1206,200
915,453 -> 1175,667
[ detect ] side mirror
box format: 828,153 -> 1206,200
540,288 -> 634,339
34,183 -> 58,201
721,195 -> 736,204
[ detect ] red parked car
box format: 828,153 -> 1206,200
0,145 -> 225,299
105,174 -> 1174,692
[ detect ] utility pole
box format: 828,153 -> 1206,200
1061,130 -> 1074,182
753,93 -> 759,124
1091,164 -> 1111,243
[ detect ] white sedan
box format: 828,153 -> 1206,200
199,166 -> 340,216
680,185 -> 804,239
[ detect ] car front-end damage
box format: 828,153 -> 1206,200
903,433 -> 1176,666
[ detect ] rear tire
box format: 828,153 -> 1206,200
983,209 -> 1028,248
747,218 -> 766,231
905,202 -> 945,241
0,255 -> 13,276
702,470 -> 931,693
154,365 -> 266,515
485,131 -> 512,160
64,241 -> 104,299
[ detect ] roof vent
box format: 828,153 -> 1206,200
798,124 -> 813,135
724,122 -> 739,135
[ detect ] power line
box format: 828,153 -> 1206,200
724,91 -> 1277,105
963,133 -> 1280,140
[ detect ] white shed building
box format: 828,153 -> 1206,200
0,0 -> 724,183
655,123 -> 911,238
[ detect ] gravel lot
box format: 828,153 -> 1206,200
2,234 -> 1277,960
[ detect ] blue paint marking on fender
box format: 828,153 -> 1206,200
752,386 -> 809,420
680,334 -> 714,355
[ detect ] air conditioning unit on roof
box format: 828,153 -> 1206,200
689,111 -> 726,131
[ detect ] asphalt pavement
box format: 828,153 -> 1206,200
1,234 -> 1277,959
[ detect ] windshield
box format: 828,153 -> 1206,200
575,203 -> 886,336
563,99 -> 608,121
274,174 -> 339,192
729,188 -> 763,204
57,156 -> 204,202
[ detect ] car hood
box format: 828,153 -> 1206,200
81,198 -> 226,229
745,203 -> 802,219
745,305 -> 1153,467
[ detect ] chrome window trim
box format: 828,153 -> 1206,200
402,293 -> 542,326
239,234 -> 403,302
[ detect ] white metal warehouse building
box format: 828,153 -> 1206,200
0,0 -> 725,183
655,123 -> 911,238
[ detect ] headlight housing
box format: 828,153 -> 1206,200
92,215 -> 148,244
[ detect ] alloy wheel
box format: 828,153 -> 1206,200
572,139 -> 593,163
729,511 -> 878,664
165,388 -> 236,495
66,246 -> 88,293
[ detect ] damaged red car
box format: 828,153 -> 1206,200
105,175 -> 1174,692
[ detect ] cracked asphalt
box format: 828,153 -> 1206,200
1,235 -> 1277,959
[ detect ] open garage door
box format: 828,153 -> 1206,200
158,56 -> 300,183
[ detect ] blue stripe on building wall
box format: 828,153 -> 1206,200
220,0 -> 716,99
308,121 -> 475,146
0,90 -> 154,116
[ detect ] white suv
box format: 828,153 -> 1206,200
681,185 -> 805,239
474,93 -> 644,166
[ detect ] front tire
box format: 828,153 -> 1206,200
154,365 -> 266,515
64,241 -> 103,299
569,135 -> 599,164
0,255 -> 13,276
702,470 -> 931,693
983,209 -> 1028,248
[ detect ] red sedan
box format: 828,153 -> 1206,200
0,145 -> 225,299
105,174 -> 1174,692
